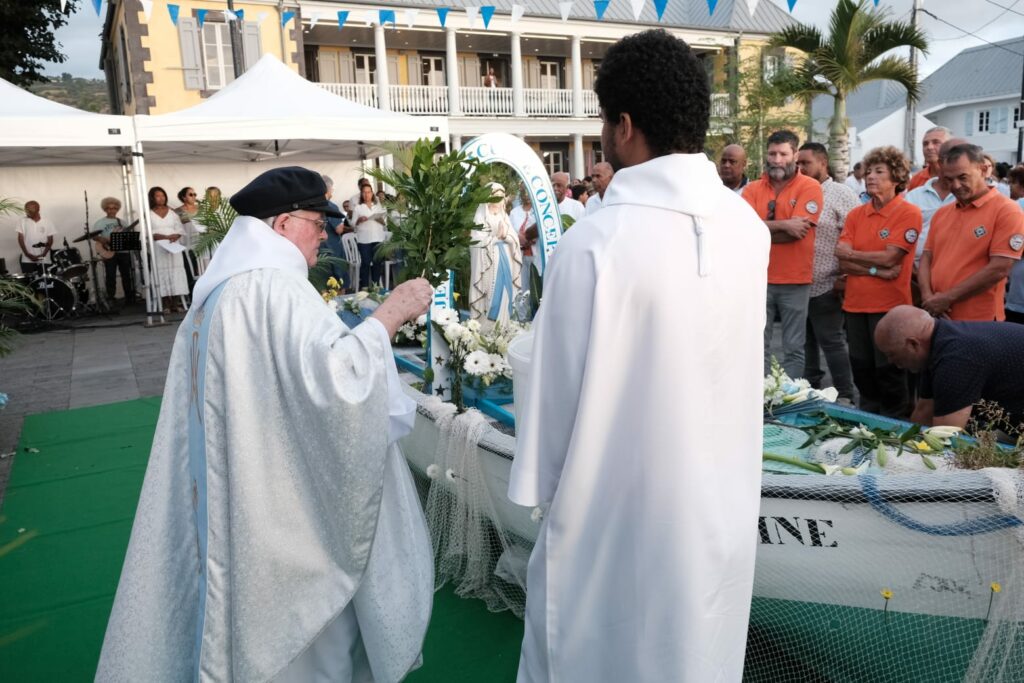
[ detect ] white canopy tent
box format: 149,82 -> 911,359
131,54 -> 448,322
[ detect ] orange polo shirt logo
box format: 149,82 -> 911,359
743,173 -> 824,285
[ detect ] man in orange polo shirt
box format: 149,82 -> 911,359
919,143 -> 1024,321
907,126 -> 952,191
744,130 -> 824,378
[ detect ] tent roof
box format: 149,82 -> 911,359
0,78 -> 134,165
134,54 -> 447,163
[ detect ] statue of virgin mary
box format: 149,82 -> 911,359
469,183 -> 523,324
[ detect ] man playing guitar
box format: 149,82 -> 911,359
93,197 -> 137,306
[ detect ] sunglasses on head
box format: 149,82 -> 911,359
767,200 -> 777,221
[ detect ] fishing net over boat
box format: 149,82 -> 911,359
406,392 -> 1024,680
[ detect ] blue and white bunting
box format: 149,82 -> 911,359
653,0 -> 667,20
481,5 -> 495,28
559,1 -> 572,21
746,0 -> 759,17
196,8 -> 208,27
281,10 -> 295,27
594,0 -> 609,19
787,0 -> 797,11
166,3 -> 180,25
465,6 -> 479,28
309,11 -> 320,28
139,0 -> 153,21
510,4 -> 525,23
706,0 -> 718,15
91,0 -> 102,16
436,7 -> 450,27
234,9 -> 245,21
405,9 -> 419,28
629,0 -> 644,21
379,9 -> 396,27
337,10 -> 349,28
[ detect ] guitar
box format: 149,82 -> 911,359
94,218 -> 138,260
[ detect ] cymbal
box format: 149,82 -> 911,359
72,229 -> 105,243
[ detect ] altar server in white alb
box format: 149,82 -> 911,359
97,167 -> 435,682
509,30 -> 770,682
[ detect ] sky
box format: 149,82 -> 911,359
44,0 -> 1024,80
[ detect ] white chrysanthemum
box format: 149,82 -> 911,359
416,314 -> 427,326
426,464 -> 441,479
487,353 -> 506,373
432,307 -> 458,326
443,323 -> 465,342
464,350 -> 490,376
531,507 -> 544,523
466,319 -> 481,333
326,299 -> 339,311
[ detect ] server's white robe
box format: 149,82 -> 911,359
96,217 -> 432,682
508,153 -> 770,682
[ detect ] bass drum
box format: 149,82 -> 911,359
30,274 -> 78,319
52,247 -> 83,269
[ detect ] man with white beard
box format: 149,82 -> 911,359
97,167 -> 434,682
509,29 -> 769,682
584,161 -> 614,215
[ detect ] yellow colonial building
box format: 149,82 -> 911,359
101,0 -> 799,178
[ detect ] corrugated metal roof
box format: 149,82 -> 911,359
813,35 -> 1024,132
312,0 -> 798,34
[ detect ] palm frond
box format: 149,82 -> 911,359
770,24 -> 823,54
192,198 -> 238,257
861,22 -> 929,65
857,56 -> 924,102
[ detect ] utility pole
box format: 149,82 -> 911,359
904,0 -> 923,165
1017,45 -> 1024,163
227,0 -> 245,78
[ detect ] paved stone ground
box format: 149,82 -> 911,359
0,313 -> 180,508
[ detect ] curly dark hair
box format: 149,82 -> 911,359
594,29 -> 709,156
177,186 -> 194,203
862,146 -> 911,194
148,186 -> 168,210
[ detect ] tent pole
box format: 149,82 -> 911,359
120,159 -> 134,220
132,141 -> 164,326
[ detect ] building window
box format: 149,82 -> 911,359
540,143 -> 567,175
354,53 -> 376,85
764,54 -> 781,83
118,26 -> 133,104
202,22 -> 235,89
978,110 -> 990,133
421,56 -> 445,86
1015,106 -> 1021,128
539,61 -> 561,90
592,142 -> 603,165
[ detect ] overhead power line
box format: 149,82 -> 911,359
983,0 -> 1024,19
918,8 -> 1024,57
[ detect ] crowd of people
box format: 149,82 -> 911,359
721,125 -> 1024,430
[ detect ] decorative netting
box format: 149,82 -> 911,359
407,397 -> 1024,681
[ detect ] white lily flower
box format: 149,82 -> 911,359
841,460 -> 871,476
818,463 -> 844,476
530,507 -> 544,523
848,425 -> 873,439
783,388 -> 813,404
925,426 -> 962,440
354,291 -> 369,302
445,468 -> 457,481
817,387 -> 839,403
426,464 -> 441,479
326,299 -> 339,312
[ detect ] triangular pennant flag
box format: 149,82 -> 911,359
594,0 -> 609,19
365,10 -> 377,24
379,9 -> 396,27
510,4 -> 525,23
465,6 -> 479,28
873,0 -> 880,4
436,7 -> 449,27
309,12 -> 320,28
559,1 -> 572,21
653,0 -> 667,20
481,5 -> 495,27
167,3 -> 180,25
405,9 -> 419,28
140,0 -> 153,21
706,0 -> 718,15
234,8 -> 244,21
225,10 -> 237,21
196,9 -> 208,27
629,0 -> 645,20
787,0 -> 797,11
91,0 -> 102,16
337,10 -> 349,29
60,0 -> 67,12
281,10 -> 295,27
746,0 -> 759,16
256,11 -> 268,24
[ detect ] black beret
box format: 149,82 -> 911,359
230,166 -> 343,219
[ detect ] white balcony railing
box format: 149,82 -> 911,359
583,90 -> 599,117
461,87 -> 514,116
524,88 -> 573,116
711,93 -> 731,118
389,84 -> 449,114
318,82 -> 378,109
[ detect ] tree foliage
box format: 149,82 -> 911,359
366,138 -> 497,288
769,0 -> 927,180
0,1 -> 80,86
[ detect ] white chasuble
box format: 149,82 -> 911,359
508,154 -> 770,682
97,217 -> 431,682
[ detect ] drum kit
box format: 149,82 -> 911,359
2,219 -> 139,324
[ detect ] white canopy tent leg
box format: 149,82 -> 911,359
120,159 -> 135,219
131,141 -> 164,326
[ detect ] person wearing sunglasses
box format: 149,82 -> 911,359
98,166 -> 435,682
743,129 -> 824,379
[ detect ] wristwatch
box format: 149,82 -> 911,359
869,266 -> 878,276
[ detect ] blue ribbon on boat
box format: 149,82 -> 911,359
861,475 -> 1022,536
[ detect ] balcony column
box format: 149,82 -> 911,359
571,34 -> 583,117
445,27 -> 461,116
511,31 -> 525,117
572,133 -> 585,180
374,22 -> 391,111
452,134 -> 463,150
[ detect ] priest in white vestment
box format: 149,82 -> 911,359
96,167 -> 435,682
508,30 -> 770,682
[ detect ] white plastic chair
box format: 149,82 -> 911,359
341,233 -> 360,291
382,230 -> 396,290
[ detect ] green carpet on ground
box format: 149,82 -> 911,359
0,397 -> 523,682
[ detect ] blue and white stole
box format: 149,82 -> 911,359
186,281 -> 228,677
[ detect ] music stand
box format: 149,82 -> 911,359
111,231 -> 141,252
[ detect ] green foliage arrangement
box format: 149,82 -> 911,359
191,197 -> 238,258
366,137 -> 497,288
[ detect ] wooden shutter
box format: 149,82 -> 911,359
406,53 -> 419,85
318,49 -> 340,83
963,110 -> 973,136
459,55 -> 479,87
340,52 -> 356,83
996,107 -> 1009,134
387,56 -> 399,85
526,58 -> 541,88
177,17 -> 204,90
241,21 -> 263,71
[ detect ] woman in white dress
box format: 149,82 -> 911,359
148,186 -> 189,313
469,183 -> 522,324
351,184 -> 387,290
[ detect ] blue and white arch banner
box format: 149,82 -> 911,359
460,133 -> 563,272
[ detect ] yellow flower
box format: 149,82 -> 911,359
326,277 -> 339,288
453,292 -> 461,301
881,589 -> 893,600
991,582 -> 1002,593
914,440 -> 932,452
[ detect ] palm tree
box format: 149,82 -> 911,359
770,0 -> 927,182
